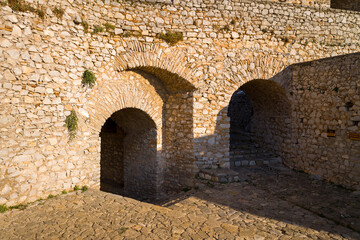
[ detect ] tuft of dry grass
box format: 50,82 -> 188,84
8,0 -> 45,19
53,6 -> 64,19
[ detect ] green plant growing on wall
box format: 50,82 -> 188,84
82,70 -> 96,88
92,25 -> 104,34
157,31 -> 183,46
122,30 -> 142,38
9,203 -> 27,210
103,22 -> 115,32
0,204 -> 8,213
281,36 -> 290,43
220,25 -> 231,33
53,6 -> 64,19
81,19 -> 89,33
65,110 -> 78,140
103,22 -> 116,36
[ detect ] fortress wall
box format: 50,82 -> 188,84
0,0 -> 359,205
272,53 -> 360,189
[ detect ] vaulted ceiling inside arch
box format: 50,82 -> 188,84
128,67 -> 196,94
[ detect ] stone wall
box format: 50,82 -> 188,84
119,109 -> 158,201
100,120 -> 125,193
163,93 -> 195,191
1,0 -> 360,205
272,53 -> 360,189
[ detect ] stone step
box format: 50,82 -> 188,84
231,153 -> 275,158
233,157 -> 282,167
231,145 -> 276,150
198,168 -> 240,183
230,142 -> 260,147
230,149 -> 269,154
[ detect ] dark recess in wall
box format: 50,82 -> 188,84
331,0 -> 360,12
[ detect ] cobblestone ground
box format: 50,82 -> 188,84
0,166 -> 359,240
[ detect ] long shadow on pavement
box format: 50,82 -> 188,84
158,166 -> 360,239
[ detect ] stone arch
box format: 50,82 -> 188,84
229,79 -> 291,167
85,45 -> 198,197
88,67 -> 164,136
110,42 -> 198,191
113,40 -> 199,90
238,55 -> 288,85
223,53 -> 289,91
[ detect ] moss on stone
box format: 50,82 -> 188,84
157,31 -> 183,46
92,25 -> 104,34
0,204 -> 8,213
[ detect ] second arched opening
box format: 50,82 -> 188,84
228,79 -> 291,168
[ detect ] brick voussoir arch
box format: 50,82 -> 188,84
113,40 -> 199,89
88,40 -> 199,133
87,65 -> 164,134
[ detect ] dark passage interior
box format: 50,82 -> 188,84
100,108 -> 158,201
228,90 -> 267,168
228,90 -> 253,140
228,80 -> 290,168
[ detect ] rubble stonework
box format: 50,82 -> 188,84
0,0 -> 360,205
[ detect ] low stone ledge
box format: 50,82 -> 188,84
198,169 -> 240,183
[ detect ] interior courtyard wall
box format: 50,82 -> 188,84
1,0 -> 360,205
271,53 -> 360,189
123,124 -> 158,200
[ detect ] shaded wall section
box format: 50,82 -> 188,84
100,119 -> 125,194
272,53 -> 360,189
331,0 -> 360,11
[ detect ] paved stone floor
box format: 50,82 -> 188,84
0,166 -> 359,239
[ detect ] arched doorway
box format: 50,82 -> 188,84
100,108 -> 158,201
90,61 -> 197,199
228,80 -> 291,168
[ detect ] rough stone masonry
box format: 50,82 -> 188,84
0,0 -> 359,205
